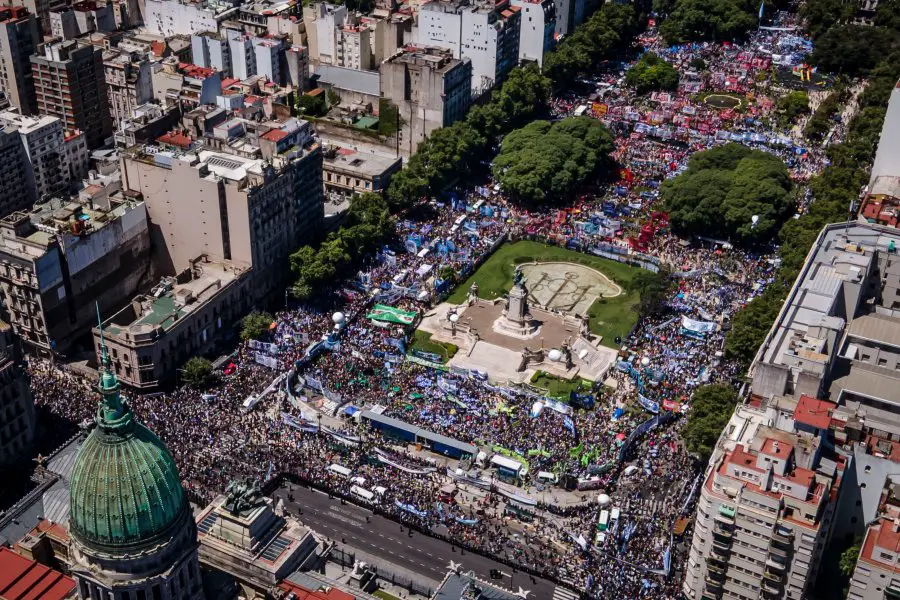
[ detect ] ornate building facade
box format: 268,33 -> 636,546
67,346 -> 205,600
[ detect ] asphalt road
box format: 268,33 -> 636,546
275,484 -> 563,598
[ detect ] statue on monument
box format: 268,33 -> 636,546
513,266 -> 527,292
224,479 -> 264,516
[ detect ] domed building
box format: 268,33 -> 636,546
68,349 -> 204,600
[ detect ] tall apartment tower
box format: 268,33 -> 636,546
0,329 -> 35,469
0,7 -> 40,116
31,40 -> 113,149
0,125 -> 36,215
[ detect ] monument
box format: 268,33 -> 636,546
493,267 -> 540,339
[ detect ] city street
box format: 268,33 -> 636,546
275,484 -> 568,599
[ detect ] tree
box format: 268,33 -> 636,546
492,117 -> 614,204
632,268 -> 672,316
626,52 -> 680,94
799,0 -> 855,39
378,99 -> 405,136
181,356 -> 214,388
839,544 -> 861,578
682,384 -> 738,461
661,143 -> 794,245
659,0 -> 757,44
776,91 -> 810,125
241,311 -> 274,342
810,25 -> 899,76
296,92 -> 327,117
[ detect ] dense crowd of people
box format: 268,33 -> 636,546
27,16 -> 854,600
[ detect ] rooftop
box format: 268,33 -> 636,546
0,547 -> 76,600
870,85 -> 900,188
323,148 -> 401,177
104,261 -> 244,338
794,395 -> 835,430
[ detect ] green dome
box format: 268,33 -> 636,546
69,368 -> 187,551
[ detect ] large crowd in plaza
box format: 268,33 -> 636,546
28,17 -> 852,599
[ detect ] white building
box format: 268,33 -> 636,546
253,36 -> 284,84
553,0 -> 584,37
510,0 -> 555,66
418,0 -> 520,94
0,110 -> 88,201
144,0 -> 239,37
846,480 -> 900,600
103,49 -> 153,126
192,31 -> 233,76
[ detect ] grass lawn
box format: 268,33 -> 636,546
530,370 -> 594,399
447,240 -> 642,347
373,592 -> 402,600
409,330 -> 458,363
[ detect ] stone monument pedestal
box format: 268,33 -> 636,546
493,283 -> 540,339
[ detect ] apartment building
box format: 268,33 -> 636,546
418,0 -> 520,94
192,30 -> 234,75
94,258 -> 250,389
847,477 -> 900,600
49,0 -> 115,40
103,49 -> 153,125
0,7 -> 39,116
285,45 -> 310,90
381,45 -> 472,154
510,0 -> 555,66
0,110 -> 89,201
151,58 -> 223,107
0,196 -> 150,356
30,40 -> 113,149
0,125 -> 36,215
144,0 -> 240,37
0,328 -> 35,469
322,146 -> 401,199
683,412 -> 843,600
120,118 -> 324,301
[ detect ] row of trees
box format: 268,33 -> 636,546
802,0 -> 900,75
542,4 -> 641,85
385,63 -> 552,212
491,117 -> 615,204
656,0 -> 759,44
682,384 -> 738,461
724,54 -> 900,367
289,192 -> 395,300
804,83 -> 848,140
661,143 -> 795,245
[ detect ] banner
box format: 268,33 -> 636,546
367,304 -> 418,325
305,377 -> 323,392
406,354 -> 449,371
394,500 -> 428,518
544,398 -> 574,416
680,315 -> 718,334
255,353 -> 278,369
249,340 -> 279,354
638,393 -> 660,414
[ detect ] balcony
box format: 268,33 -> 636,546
712,529 -> 733,545
714,512 -> 735,527
763,571 -> 783,585
704,577 -> 723,594
766,556 -> 787,571
709,547 -> 730,563
761,581 -> 781,597
707,563 -> 726,580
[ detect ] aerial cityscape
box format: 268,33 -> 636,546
0,0 -> 897,598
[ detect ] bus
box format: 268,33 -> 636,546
574,104 -> 590,116
598,509 -> 610,532
536,471 -> 558,485
326,464 -> 352,478
350,485 -> 375,503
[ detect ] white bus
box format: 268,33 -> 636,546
598,509 -> 610,532
351,485 -> 375,503
326,464 -> 352,478
536,471 -> 558,484
574,104 -> 590,116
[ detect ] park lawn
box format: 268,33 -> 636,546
373,592 -> 402,600
409,330 -> 458,362
447,241 -> 641,347
530,370 -> 594,399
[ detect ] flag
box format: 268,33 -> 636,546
758,0 -> 764,19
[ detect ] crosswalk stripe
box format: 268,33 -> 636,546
553,586 -> 580,600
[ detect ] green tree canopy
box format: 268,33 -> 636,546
241,312 -> 274,342
491,117 -> 614,204
776,90 -> 810,125
682,384 -> 738,461
799,0 -> 855,39
631,268 -> 672,316
658,0 -> 757,44
810,25 -> 899,76
839,544 -> 861,578
290,193 -> 395,300
296,92 -> 327,117
181,356 -> 214,388
626,52 -> 680,94
661,143 -> 794,245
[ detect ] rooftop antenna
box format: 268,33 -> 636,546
96,301 -> 109,370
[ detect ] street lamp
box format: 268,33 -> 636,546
449,312 -> 459,336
